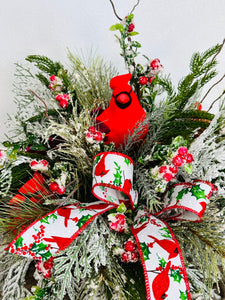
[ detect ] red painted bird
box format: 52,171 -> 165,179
96,73 -> 148,148
57,207 -> 74,227
43,236 -> 75,251
147,235 -> 178,259
152,261 -> 171,300
94,153 -> 109,177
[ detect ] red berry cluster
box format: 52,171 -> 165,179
150,58 -> 162,70
139,75 -> 155,86
86,126 -> 104,142
48,75 -> 69,109
49,182 -> 65,195
30,159 -> 49,172
49,75 -> 63,91
55,93 -> 69,109
36,256 -> 54,279
109,213 -> 126,233
30,159 -> 48,167
10,225 -> 50,260
127,22 -> 135,32
159,146 -> 193,182
121,240 -> 139,263
32,224 -> 46,244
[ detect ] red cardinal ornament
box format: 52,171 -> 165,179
96,73 -> 148,148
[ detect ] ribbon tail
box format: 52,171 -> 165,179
131,212 -> 191,300
5,201 -> 114,261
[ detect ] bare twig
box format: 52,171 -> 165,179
207,90 -> 225,112
200,74 -> 225,104
109,0 -> 122,21
130,0 -> 140,14
29,89 -> 50,119
56,186 -> 79,208
109,0 -> 141,21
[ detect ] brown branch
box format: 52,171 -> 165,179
109,0 -> 122,21
56,185 -> 79,208
207,90 -> 225,112
130,0 -> 140,14
29,89 -> 49,119
200,73 -> 225,104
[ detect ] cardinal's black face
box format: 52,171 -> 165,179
112,89 -> 132,109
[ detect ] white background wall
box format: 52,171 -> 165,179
0,0 -> 225,140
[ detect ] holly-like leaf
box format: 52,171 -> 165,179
158,257 -> 167,268
113,162 -> 122,186
124,157 -> 130,166
139,215 -> 149,224
94,155 -> 101,166
30,242 -> 48,254
176,188 -> 189,201
170,268 -> 183,283
40,214 -> 57,225
179,290 -> 188,300
140,242 -> 151,261
77,214 -> 92,228
40,250 -> 52,261
190,184 -> 206,200
14,236 -> 23,249
160,227 -> 171,238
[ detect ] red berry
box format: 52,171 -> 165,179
150,59 -> 161,70
169,165 -> 178,174
43,261 -> 53,270
109,222 -> 118,231
159,165 -> 167,173
55,94 -> 63,101
178,146 -> 188,157
139,76 -> 148,85
50,75 -> 56,81
184,153 -> 193,163
59,99 -> 68,109
40,159 -> 48,166
88,126 -> 96,134
94,132 -> 103,142
121,252 -> 129,262
149,76 -> 155,84
49,83 -> 53,89
115,214 -> 125,225
63,94 -> 69,100
30,160 -> 38,167
163,172 -> 173,181
124,240 -> 136,252
128,23 -> 135,32
130,251 -> 139,262
172,155 -> 184,167
43,270 -> 51,279
49,182 -> 59,192
86,132 -> 93,139
57,187 -> 66,195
